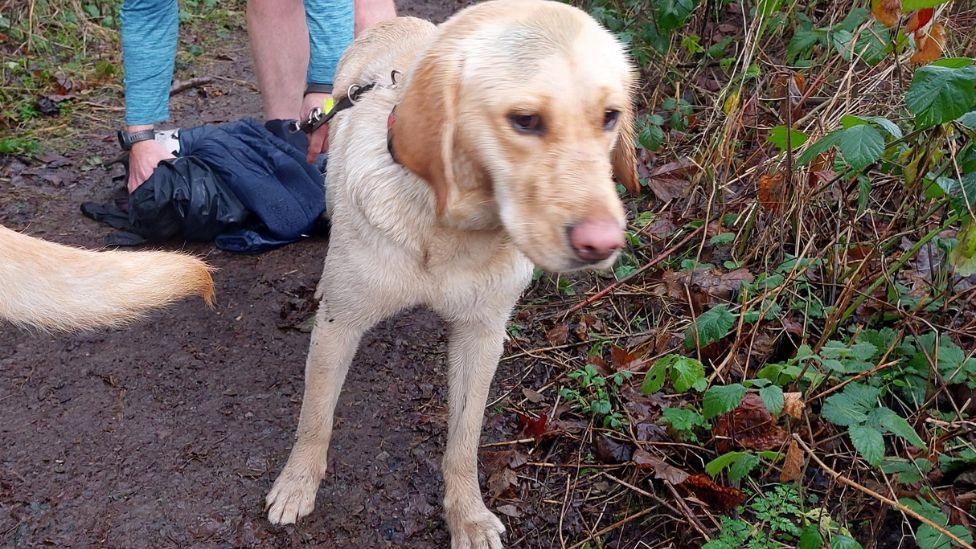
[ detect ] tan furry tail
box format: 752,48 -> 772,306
0,226 -> 214,331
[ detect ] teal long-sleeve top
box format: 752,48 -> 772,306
120,0 -> 353,125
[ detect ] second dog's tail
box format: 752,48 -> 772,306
0,226 -> 214,331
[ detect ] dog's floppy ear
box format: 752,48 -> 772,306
611,99 -> 640,194
390,50 -> 461,214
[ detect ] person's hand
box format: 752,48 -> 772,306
127,138 -> 174,193
301,92 -> 332,164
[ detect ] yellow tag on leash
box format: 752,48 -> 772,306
322,96 -> 335,115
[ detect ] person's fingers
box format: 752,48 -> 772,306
307,125 -> 329,164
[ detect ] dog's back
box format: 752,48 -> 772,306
0,226 -> 213,331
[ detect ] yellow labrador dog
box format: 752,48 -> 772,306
0,225 -> 213,331
266,1 -> 638,546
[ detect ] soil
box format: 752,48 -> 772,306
0,1 -> 598,547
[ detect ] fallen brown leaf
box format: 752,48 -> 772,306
713,393 -> 788,452
646,158 -> 698,202
633,449 -> 690,484
758,170 -> 787,214
911,22 -> 946,65
594,435 -> 634,464
545,323 -> 569,346
682,474 -> 746,512
783,392 -> 805,419
779,439 -> 805,482
872,0 -> 901,27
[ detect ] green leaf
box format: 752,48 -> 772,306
799,525 -> 823,549
787,28 -> 821,63
901,0 -> 951,9
703,383 -> 747,420
670,356 -> 706,393
949,221 -> 976,277
657,0 -> 696,33
873,407 -> 926,449
849,424 -> 885,466
830,535 -> 864,549
685,304 -> 737,349
661,407 -> 704,431
641,357 -> 670,394
759,385 -> 784,415
958,111 -> 976,129
821,391 -> 871,426
797,130 -> 843,166
706,451 -> 746,477
768,125 -> 809,152
837,124 -> 884,171
728,453 -> 760,482
900,497 -> 973,549
905,62 -> 976,129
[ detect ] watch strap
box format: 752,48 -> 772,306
117,129 -> 156,150
304,83 -> 334,96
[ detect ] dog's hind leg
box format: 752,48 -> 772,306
442,317 -> 508,549
266,269 -> 394,525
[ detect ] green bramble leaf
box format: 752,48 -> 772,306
685,305 -> 737,349
849,424 -> 885,466
703,383 -> 747,420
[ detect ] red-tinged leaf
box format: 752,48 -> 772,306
633,449 -> 690,484
546,323 -> 569,346
910,22 -> 946,65
905,7 -> 934,33
712,393 -> 788,452
681,474 -> 746,512
610,345 -> 643,371
518,413 -> 548,442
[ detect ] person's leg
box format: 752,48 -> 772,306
354,0 -> 397,35
246,0 -> 308,120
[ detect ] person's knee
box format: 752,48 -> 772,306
247,0 -> 302,18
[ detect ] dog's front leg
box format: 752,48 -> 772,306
266,305 -> 369,525
443,318 -> 507,549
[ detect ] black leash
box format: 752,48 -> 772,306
289,82 -> 378,134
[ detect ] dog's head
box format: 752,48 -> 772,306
391,0 -> 638,272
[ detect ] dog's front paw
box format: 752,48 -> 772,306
446,504 -> 505,549
265,464 -> 321,525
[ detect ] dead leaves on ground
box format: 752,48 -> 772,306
758,170 -> 788,214
682,474 -> 747,512
713,393 -> 789,452
910,22 -> 946,65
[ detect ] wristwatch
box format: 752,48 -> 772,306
117,128 -> 156,150
304,83 -> 334,96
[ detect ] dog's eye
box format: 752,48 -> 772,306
509,113 -> 544,135
603,110 -> 620,131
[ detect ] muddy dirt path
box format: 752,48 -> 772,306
0,2 -> 564,546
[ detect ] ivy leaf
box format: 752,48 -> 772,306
670,356 -> 706,392
703,383 -> 747,420
905,60 -> 976,129
849,424 -> 885,466
759,385 -> 785,415
872,407 -> 926,449
685,304 -> 737,349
